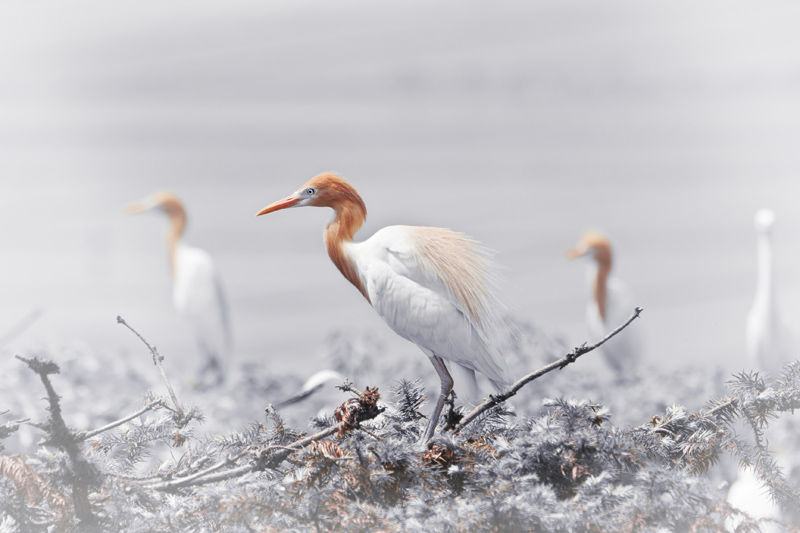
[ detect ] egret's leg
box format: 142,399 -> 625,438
422,355 -> 454,442
197,354 -> 225,390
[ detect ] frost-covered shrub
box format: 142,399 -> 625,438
1,323 -> 799,531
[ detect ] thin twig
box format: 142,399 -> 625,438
1,418 -> 30,426
145,446 -> 255,490
287,424 -> 342,451
454,307 -> 644,434
76,399 -> 166,441
116,316 -> 184,418
705,397 -> 738,418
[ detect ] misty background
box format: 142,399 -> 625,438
1,1 -> 799,401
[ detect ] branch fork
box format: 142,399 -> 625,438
453,307 -> 643,434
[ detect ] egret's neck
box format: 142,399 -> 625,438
754,231 -> 776,313
591,247 -> 612,322
165,211 -> 187,281
323,202 -> 370,302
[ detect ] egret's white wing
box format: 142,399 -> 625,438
349,226 -> 513,399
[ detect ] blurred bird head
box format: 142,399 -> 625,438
753,208 -> 776,233
565,230 -> 612,265
125,190 -> 186,218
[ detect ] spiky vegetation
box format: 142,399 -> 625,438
1,331 -> 799,531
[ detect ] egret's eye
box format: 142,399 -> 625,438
305,187 -> 317,196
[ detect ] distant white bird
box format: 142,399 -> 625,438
276,369 -> 346,409
726,467 -> 783,533
257,172 -> 514,441
565,230 -> 642,376
726,210 -> 798,532
746,208 -> 796,379
126,191 -> 230,388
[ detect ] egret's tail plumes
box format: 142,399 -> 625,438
410,227 -> 515,383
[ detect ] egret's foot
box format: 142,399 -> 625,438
196,357 -> 225,391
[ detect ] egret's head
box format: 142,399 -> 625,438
565,230 -> 612,262
125,190 -> 185,218
256,172 -> 366,216
754,208 -> 776,233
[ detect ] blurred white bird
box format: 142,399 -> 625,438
731,210 -> 798,528
257,172 -> 514,441
746,208 -> 796,379
126,191 -> 231,389
726,467 -> 783,533
276,369 -> 346,409
565,230 -> 642,376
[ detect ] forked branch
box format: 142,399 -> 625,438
453,307 -> 644,434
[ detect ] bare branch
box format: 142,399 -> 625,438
15,355 -> 100,526
116,315 -> 184,418
76,399 -> 166,441
146,423 -> 344,491
0,418 -> 30,441
143,388 -> 385,492
454,307 -> 644,434
145,446 -> 255,491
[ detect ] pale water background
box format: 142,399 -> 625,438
1,1 -> 799,394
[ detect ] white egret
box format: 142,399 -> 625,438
565,230 -> 642,376
257,172 -> 514,441
126,191 -> 231,389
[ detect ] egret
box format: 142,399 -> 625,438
565,230 -> 642,376
257,172 -> 514,441
126,191 -> 231,389
734,209 -> 797,527
746,208 -> 796,378
726,467 -> 783,533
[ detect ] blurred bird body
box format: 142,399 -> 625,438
746,208 -> 796,378
566,230 -> 642,375
276,369 -> 346,408
257,172 -> 513,441
126,191 -> 230,388
726,467 -> 783,532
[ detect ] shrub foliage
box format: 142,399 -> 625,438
1,327 -> 800,532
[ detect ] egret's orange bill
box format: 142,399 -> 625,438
256,195 -> 300,216
564,245 -> 588,260
124,200 -> 152,215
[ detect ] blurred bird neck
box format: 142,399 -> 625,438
754,231 -> 776,312
165,210 -> 187,280
324,200 -> 370,302
591,247 -> 612,322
